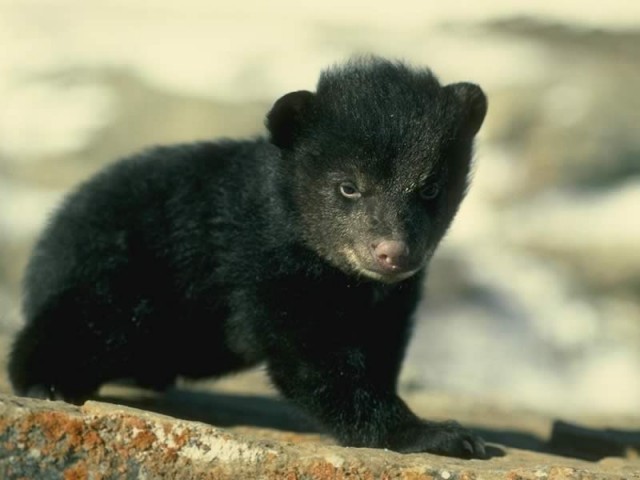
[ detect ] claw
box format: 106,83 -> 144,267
462,439 -> 474,457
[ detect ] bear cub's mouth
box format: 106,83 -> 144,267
343,240 -> 426,283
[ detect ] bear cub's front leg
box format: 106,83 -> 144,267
265,343 -> 486,458
267,322 -> 485,458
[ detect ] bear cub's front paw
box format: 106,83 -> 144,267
390,420 -> 486,459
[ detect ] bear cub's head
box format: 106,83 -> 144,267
266,57 -> 487,284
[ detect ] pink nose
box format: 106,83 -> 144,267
372,240 -> 410,270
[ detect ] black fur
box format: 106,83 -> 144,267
8,57 -> 488,458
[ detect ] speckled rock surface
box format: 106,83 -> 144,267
1,394 -> 639,480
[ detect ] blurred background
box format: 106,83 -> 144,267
1,0 -> 639,416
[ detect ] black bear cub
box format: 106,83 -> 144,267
9,57 -> 488,458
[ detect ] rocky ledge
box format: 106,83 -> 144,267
1,393 -> 640,479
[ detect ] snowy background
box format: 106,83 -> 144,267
1,0 -> 639,416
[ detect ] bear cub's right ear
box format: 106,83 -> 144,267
445,82 -> 488,138
266,90 -> 315,149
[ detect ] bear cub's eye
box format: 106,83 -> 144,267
339,182 -> 362,199
419,184 -> 440,201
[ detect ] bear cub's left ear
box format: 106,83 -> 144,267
266,90 -> 315,149
445,82 -> 488,137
